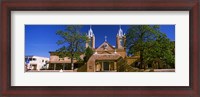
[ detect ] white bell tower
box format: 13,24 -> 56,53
86,25 -> 95,48
116,25 -> 126,49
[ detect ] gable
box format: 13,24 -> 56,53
96,42 -> 115,51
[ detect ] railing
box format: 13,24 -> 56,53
117,57 -> 139,72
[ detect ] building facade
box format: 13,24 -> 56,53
25,56 -> 49,70
48,52 -> 84,70
86,26 -> 127,72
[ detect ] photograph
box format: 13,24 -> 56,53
1,0 -> 199,96
25,25 -> 175,72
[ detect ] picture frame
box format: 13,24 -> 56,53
0,0 -> 199,96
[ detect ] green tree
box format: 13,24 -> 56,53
126,25 -> 175,69
56,25 -> 87,70
144,33 -> 175,68
83,47 -> 94,63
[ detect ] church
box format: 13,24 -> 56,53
86,26 -> 128,72
49,26 -> 139,72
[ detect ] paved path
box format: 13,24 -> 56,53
154,69 -> 175,72
27,70 -> 76,72
26,69 -> 175,72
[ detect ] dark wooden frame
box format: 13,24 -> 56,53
0,0 -> 199,97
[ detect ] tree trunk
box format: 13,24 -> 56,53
71,54 -> 74,70
140,50 -> 143,69
71,58 -> 74,70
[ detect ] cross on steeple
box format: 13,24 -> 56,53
105,36 -> 107,41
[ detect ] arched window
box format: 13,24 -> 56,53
120,39 -> 124,46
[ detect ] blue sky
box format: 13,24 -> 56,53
25,25 -> 175,58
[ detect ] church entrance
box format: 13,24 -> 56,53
86,52 -> 122,72
95,60 -> 116,72
103,62 -> 109,71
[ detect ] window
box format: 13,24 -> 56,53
32,58 -> 36,61
89,40 -> 92,47
103,44 -> 108,49
120,39 -> 124,46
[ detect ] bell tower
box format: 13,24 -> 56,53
86,25 -> 95,49
116,25 -> 126,50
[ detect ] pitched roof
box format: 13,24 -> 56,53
96,41 -> 115,51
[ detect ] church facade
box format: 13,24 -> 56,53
85,26 -> 127,72
49,26 -> 138,72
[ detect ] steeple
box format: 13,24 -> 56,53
117,25 -> 124,37
86,25 -> 95,48
116,25 -> 126,50
88,25 -> 94,38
